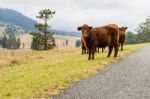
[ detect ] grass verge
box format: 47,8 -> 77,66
0,43 -> 149,99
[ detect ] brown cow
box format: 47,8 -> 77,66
119,26 -> 128,50
78,24 -> 120,60
78,24 -> 92,54
79,25 -> 104,54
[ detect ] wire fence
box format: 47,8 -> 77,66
0,48 -> 33,56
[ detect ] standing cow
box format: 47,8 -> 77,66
78,24 -> 92,54
78,24 -> 120,60
119,27 -> 128,51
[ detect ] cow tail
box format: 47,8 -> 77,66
82,36 -> 88,50
117,27 -> 120,43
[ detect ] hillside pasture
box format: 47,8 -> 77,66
0,25 -> 6,37
16,34 -> 80,49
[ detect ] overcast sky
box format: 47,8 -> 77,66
0,0 -> 150,32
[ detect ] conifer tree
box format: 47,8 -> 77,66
31,9 -> 56,50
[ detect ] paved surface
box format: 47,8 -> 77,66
53,46 -> 150,99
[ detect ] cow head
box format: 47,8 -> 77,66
77,24 -> 93,38
119,27 -> 128,35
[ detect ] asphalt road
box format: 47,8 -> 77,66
53,45 -> 150,99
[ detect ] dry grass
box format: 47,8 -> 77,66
0,47 -> 80,69
0,48 -> 33,68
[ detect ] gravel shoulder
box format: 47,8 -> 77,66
53,45 -> 150,99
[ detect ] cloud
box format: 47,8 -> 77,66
0,0 -> 150,32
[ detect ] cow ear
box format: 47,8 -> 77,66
125,27 -> 128,29
77,27 -> 82,31
89,26 -> 93,30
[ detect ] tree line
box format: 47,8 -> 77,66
125,17 -> 150,44
0,34 -> 21,49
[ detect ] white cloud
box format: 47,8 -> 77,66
0,0 -> 150,32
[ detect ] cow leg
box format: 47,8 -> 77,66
92,48 -> 96,60
82,46 -> 84,54
114,43 -> 119,57
88,49 -> 92,60
119,43 -> 120,47
86,49 -> 89,54
107,45 -> 113,57
82,47 -> 87,54
97,47 -> 99,53
102,48 -> 104,52
83,48 -> 86,54
82,48 -> 83,54
121,43 -> 123,51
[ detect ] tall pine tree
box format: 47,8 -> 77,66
31,9 -> 56,50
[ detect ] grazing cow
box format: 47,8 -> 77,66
78,24 -> 120,60
119,27 -> 128,50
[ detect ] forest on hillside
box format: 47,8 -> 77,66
125,17 -> 150,44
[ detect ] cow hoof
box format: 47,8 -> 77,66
107,56 -> 110,58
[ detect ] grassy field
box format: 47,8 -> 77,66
0,43 -> 149,99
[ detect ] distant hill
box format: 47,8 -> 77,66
0,8 -> 37,31
50,29 -> 81,37
0,8 -> 81,37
